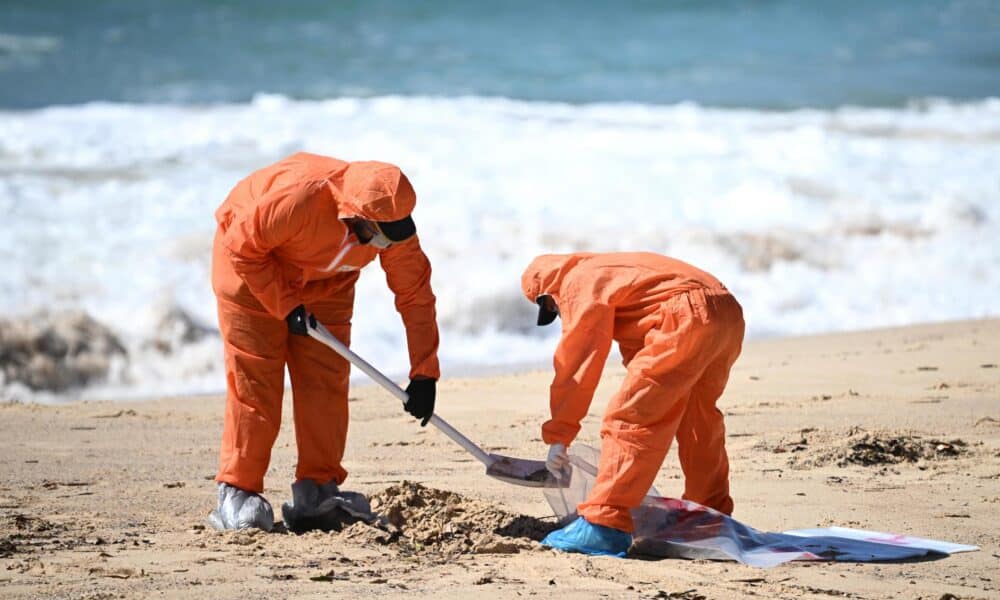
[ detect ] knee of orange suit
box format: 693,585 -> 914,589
600,421 -> 675,455
220,328 -> 286,430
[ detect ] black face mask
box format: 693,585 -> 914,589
536,295 -> 559,326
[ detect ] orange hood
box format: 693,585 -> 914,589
335,161 -> 416,222
521,253 -> 593,302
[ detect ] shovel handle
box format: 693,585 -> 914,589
306,319 -> 494,468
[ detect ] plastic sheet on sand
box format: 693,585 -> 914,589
544,445 -> 978,568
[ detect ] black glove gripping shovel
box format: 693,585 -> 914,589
307,318 -> 567,488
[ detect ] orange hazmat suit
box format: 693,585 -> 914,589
522,252 -> 745,532
212,152 -> 439,493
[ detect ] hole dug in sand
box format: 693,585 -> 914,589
337,481 -> 557,556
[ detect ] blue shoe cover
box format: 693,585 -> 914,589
541,516 -> 632,557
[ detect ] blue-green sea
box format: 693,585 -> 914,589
2,0 -> 998,109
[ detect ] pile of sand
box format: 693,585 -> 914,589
336,481 -> 556,556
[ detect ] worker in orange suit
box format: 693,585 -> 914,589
521,252 -> 745,557
207,152 -> 440,532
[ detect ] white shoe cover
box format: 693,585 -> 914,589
207,482 -> 274,532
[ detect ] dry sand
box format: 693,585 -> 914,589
1,319 -> 998,599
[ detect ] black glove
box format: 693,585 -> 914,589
404,378 -> 436,426
286,305 -> 311,336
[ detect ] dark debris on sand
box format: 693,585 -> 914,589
0,513 -> 81,557
785,427 -> 969,468
839,432 -> 967,467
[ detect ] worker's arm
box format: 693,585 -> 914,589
221,182 -> 322,319
379,235 -> 441,380
542,301 -> 615,446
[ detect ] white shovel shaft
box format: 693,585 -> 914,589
306,320 -> 494,468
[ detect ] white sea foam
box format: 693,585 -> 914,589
0,95 -> 997,401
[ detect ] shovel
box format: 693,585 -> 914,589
306,318 -> 567,488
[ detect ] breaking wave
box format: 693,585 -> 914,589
0,95 -> 997,401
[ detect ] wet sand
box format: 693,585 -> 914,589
1,319 -> 998,599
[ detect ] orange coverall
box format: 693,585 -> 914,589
212,152 -> 439,493
522,252 -> 745,532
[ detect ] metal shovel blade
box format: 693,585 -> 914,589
485,453 -> 569,488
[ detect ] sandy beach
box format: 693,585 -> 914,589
1,318 -> 997,599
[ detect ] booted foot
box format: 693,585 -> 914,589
207,483 -> 274,531
541,516 -> 632,557
281,479 -> 374,533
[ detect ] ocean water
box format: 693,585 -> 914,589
3,0 -> 999,109
1,2 -> 998,400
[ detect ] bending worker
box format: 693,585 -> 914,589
209,152 -> 439,531
522,252 -> 745,556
